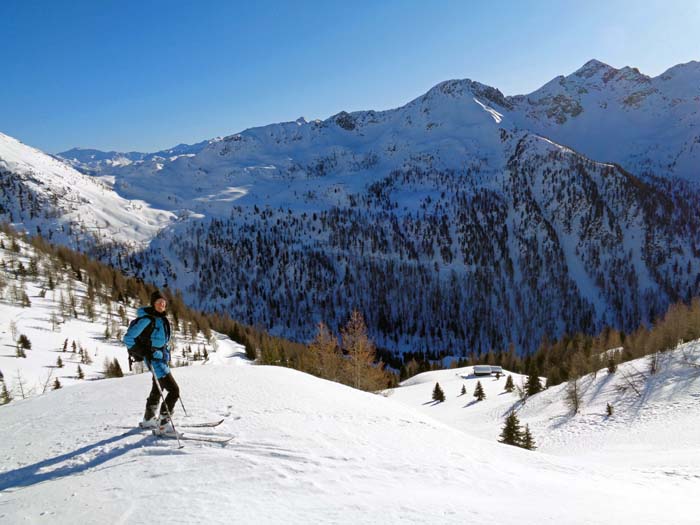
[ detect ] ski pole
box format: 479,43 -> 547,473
147,362 -> 183,449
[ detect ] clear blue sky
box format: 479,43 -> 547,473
1,0 -> 698,153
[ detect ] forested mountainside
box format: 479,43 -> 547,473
2,60 -> 700,356
122,130 -> 700,354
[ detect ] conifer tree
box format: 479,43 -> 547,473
504,374 -> 515,393
499,411 -> 523,446
103,357 -> 123,378
340,310 -> 389,391
62,339 -> 68,352
77,365 -> 85,380
460,384 -> 466,396
521,425 -> 537,450
565,377 -> 582,415
525,371 -> 543,397
0,381 -> 12,405
56,356 -> 64,368
110,358 -> 124,378
432,382 -> 445,402
474,381 -> 486,401
21,290 -> 31,307
606,403 -> 614,417
53,378 -> 62,390
17,334 -> 31,350
307,322 -> 343,382
606,355 -> 617,374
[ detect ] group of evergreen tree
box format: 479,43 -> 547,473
432,380 -> 485,403
103,357 -> 124,378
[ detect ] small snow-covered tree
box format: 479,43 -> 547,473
525,371 -> 543,397
77,365 -> 85,380
460,384 -> 466,396
53,378 -> 62,390
17,334 -> 31,350
521,425 -> 536,450
103,357 -> 123,378
504,374 -> 514,392
606,403 -> 614,417
432,382 -> 445,402
0,381 -> 12,405
50,312 -> 60,331
56,356 -> 64,368
21,290 -> 31,308
499,411 -> 523,446
473,381 -> 485,401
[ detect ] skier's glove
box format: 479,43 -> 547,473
152,350 -> 163,360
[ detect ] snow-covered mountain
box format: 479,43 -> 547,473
3,59 -> 700,355
510,59 -> 700,181
57,138 -> 213,173
63,59 -> 700,184
0,132 -> 174,252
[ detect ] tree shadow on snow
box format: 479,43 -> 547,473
0,429 -> 157,492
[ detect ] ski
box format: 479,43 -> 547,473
152,430 -> 233,445
178,419 -> 225,428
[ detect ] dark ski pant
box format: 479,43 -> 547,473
145,373 -> 180,418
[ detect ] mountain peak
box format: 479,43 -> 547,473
573,59 -> 615,79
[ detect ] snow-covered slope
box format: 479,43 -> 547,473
0,230 -> 245,399
1,362 -> 696,524
0,132 -> 174,249
388,344 -> 700,474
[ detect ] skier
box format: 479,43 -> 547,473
123,290 -> 179,433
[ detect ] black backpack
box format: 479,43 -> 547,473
127,315 -> 156,363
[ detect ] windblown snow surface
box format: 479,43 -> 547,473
0,354 -> 698,523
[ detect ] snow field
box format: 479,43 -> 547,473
1,364 -> 696,524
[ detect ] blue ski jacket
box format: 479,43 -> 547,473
123,306 -> 172,378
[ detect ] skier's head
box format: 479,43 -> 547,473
150,290 -> 167,312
